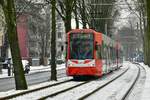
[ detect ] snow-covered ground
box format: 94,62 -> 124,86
85,63 -> 139,100
140,63 -> 150,100
0,63 -> 65,78
13,65 -> 128,100
0,62 -> 150,100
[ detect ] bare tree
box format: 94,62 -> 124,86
17,0 -> 51,65
146,0 -> 150,66
78,0 -> 87,28
46,0 -> 75,32
50,0 -> 57,80
0,0 -> 27,90
89,0 -> 117,36
73,0 -> 79,29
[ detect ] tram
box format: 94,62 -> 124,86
66,29 -> 123,77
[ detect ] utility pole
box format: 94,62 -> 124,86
105,22 -> 108,36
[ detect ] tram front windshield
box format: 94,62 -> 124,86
70,33 -> 94,59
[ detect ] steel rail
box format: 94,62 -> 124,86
78,67 -> 129,100
120,63 -> 142,100
0,79 -> 72,100
1,66 -> 129,100
38,81 -> 91,100
39,67 -> 129,100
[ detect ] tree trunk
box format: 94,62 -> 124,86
56,0 -> 74,33
65,8 -> 72,33
148,40 -> 150,66
1,31 -> 9,60
143,36 -> 148,64
81,0 -> 86,29
146,0 -> 150,66
65,18 -> 72,33
1,0 -> 27,89
64,0 -> 74,33
50,0 -> 57,80
74,0 -> 79,29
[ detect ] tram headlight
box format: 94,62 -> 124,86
89,63 -> 95,66
67,62 -> 73,66
92,64 -> 95,66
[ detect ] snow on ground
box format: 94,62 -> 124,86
11,81 -> 83,100
0,63 -> 67,97
0,76 -> 72,98
0,62 -> 150,100
0,63 -> 65,78
48,66 -> 129,100
85,63 -> 138,100
0,63 -> 128,99
127,63 -> 146,100
140,63 -> 150,100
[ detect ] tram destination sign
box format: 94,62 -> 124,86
71,33 -> 93,39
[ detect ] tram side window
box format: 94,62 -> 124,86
110,47 -> 113,61
104,45 -> 108,61
109,46 -> 111,61
121,51 -> 123,63
97,45 -> 102,59
102,43 -> 107,59
112,47 -> 114,61
113,48 -> 115,60
101,42 -> 104,59
113,48 -> 116,60
107,46 -> 109,60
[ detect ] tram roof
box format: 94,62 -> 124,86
68,29 -> 123,49
68,29 -> 99,34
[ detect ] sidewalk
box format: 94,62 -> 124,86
0,64 -> 65,79
140,63 -> 150,100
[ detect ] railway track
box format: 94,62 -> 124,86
0,79 -> 72,100
78,67 -> 129,100
0,66 -> 129,100
120,63 -> 146,100
79,63 -> 143,100
38,81 -> 91,100
38,67 -> 129,100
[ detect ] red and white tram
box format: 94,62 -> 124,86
66,29 -> 123,78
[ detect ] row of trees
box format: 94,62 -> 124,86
133,0 -> 150,66
118,0 -> 149,65
1,0 -> 149,90
0,0 -> 90,90
0,0 -> 28,89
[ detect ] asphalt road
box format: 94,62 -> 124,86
0,68 -> 66,92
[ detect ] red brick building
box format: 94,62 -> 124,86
17,14 -> 29,60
